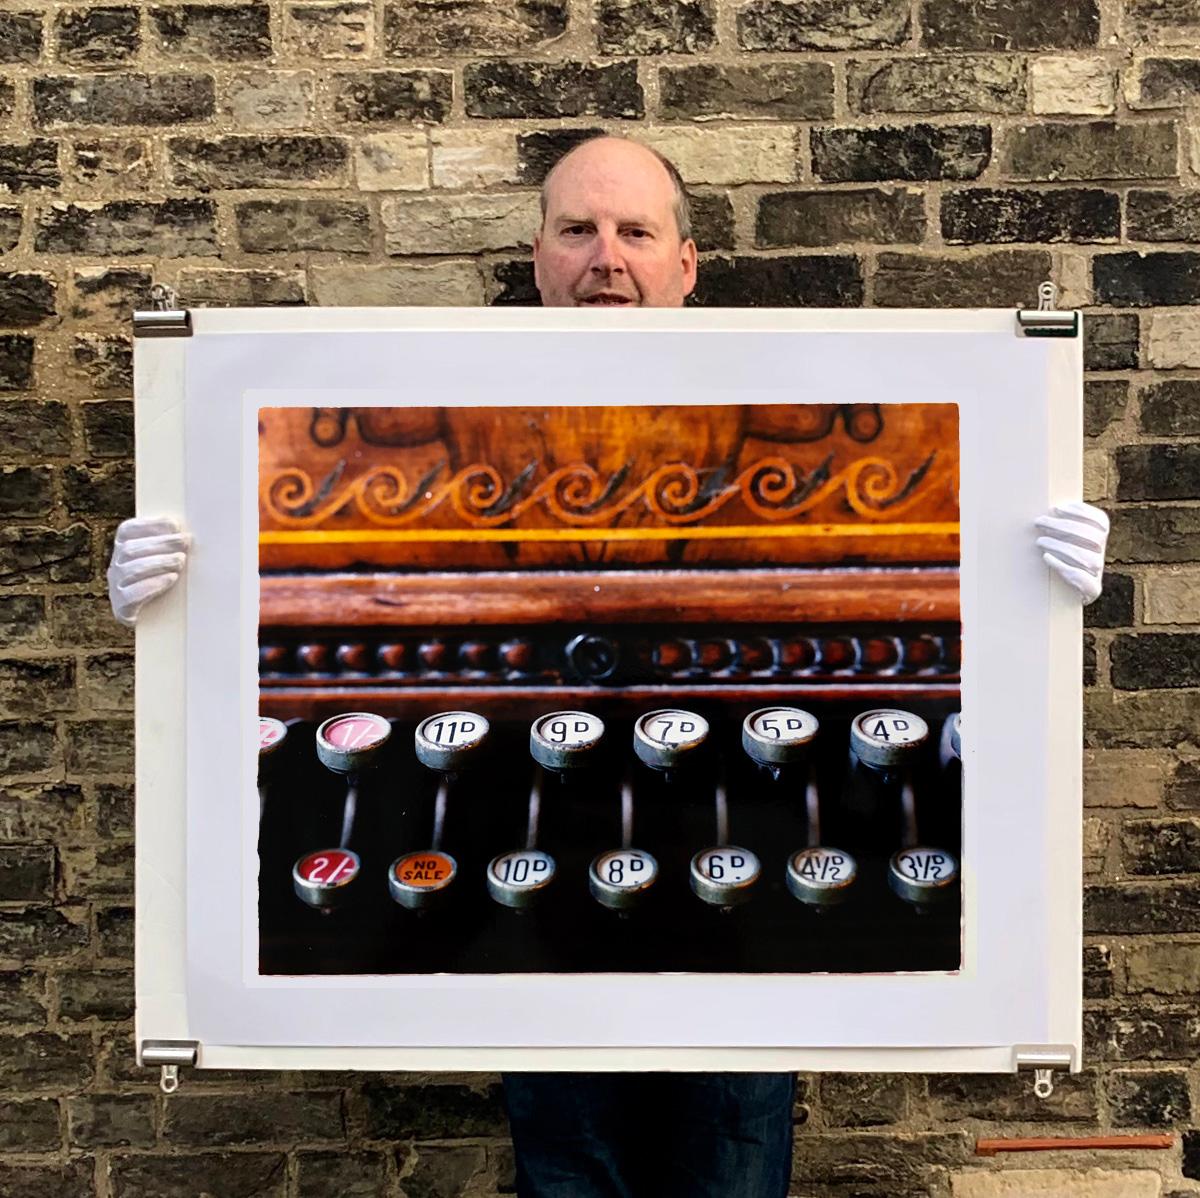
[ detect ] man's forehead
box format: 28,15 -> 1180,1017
544,140 -> 676,222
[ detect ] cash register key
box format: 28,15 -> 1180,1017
786,846 -> 858,907
888,846 -> 958,906
388,850 -> 457,910
529,711 -> 605,772
588,849 -> 659,911
314,712 -> 391,776
633,709 -> 709,772
741,707 -> 819,768
414,711 -> 490,773
292,848 -> 360,909
690,846 -> 761,908
257,716 -> 288,783
949,713 -> 962,760
486,849 -> 557,910
849,708 -> 930,770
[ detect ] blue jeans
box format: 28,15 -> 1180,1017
501,1072 -> 795,1198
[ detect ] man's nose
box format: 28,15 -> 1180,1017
589,230 -> 625,274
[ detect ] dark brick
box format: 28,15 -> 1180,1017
96,782 -> 133,837
0,1099 -> 59,1149
1004,121 -> 1178,181
1112,632 -> 1200,688
0,658 -> 74,715
1084,631 -> 1097,687
33,72 -> 216,127
383,0 -> 567,55
874,250 -> 1051,307
50,593 -> 132,649
0,783 -> 86,841
738,0 -> 909,49
0,208 -> 19,255
1085,571 -> 1134,629
1123,817 -> 1200,874
36,199 -> 218,257
1129,190 -> 1200,241
1188,1129 -> 1200,1180
71,335 -> 132,395
924,1071 -> 1098,1122
80,652 -> 133,712
0,525 -> 90,584
758,188 -> 924,247
0,81 -> 13,123
64,718 -> 134,775
1084,313 -> 1139,371
690,255 -> 864,307
0,13 -> 44,64
71,268 -> 153,324
942,187 -> 1118,244
0,908 -> 89,960
1108,1069 -> 1190,1126
63,463 -> 133,517
1142,381 -> 1200,437
168,135 -> 349,189
660,63 -> 833,120
0,467 -> 52,517
56,7 -> 140,64
296,1151 -> 390,1198
922,0 -> 1099,49
812,124 -> 990,182
0,844 -> 55,902
820,1073 -> 905,1126
1088,1008 -> 1200,1061
790,1132 -> 971,1189
1167,761 -> 1200,812
59,970 -> 133,1022
1116,444 -> 1200,501
96,905 -> 133,959
330,70 -> 451,124
70,139 -> 153,189
1096,252 -> 1200,307
0,335 -> 34,391
515,128 -> 605,185
0,971 -> 47,1023
109,1153 -> 288,1198
0,1031 -> 91,1088
1085,880 -> 1200,933
597,0 -> 716,54
149,4 -> 271,59
82,401 -> 133,458
176,267 -> 307,306
1084,379 -> 1128,438
1127,0 -> 1200,38
465,61 -> 643,119
236,199 -> 371,253
69,1094 -> 154,1147
1083,943 -> 1113,998
850,54 -> 1025,113
164,1092 -> 346,1146
0,272 -> 56,328
1138,57 -> 1200,105
401,1144 -> 495,1197
0,594 -> 46,647
362,1082 -> 506,1139
490,259 -> 539,306
0,141 -> 61,193
61,841 -> 133,898
1112,506 -> 1200,563
0,1161 -> 92,1198
0,719 -> 57,776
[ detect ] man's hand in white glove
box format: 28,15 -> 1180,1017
1035,501 -> 1109,606
107,517 -> 189,627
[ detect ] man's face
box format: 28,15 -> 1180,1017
533,139 -> 698,309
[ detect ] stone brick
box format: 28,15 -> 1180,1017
691,255 -> 864,307
61,843 -> 133,900
68,1094 -> 153,1147
813,124 -> 990,182
236,198 -> 371,253
1108,1069 -> 1193,1126
1097,252 -> 1200,307
1144,568 -> 1200,624
50,594 -> 131,649
1111,633 -> 1200,688
1086,688 -> 1200,748
0,783 -> 85,841
0,1162 -> 93,1198
285,3 -> 374,58
0,141 -> 62,193
330,69 -> 451,124
1083,943 -> 1113,998
0,907 -> 90,960
1165,757 -> 1200,808
71,268 -> 152,325
515,128 -> 605,186
1129,190 -> 1200,241
596,0 -> 716,54
311,262 -> 484,307
873,250 -> 1051,307
0,81 -> 13,124
58,970 -> 134,1021
951,1170 -> 1161,1198
1084,631 -> 1097,686
164,1092 -> 347,1145
63,462 -> 133,517
95,905 -> 132,959
850,55 -> 1025,114
1084,379 -> 1128,437
0,971 -> 47,1023
0,208 -> 18,255
0,525 -> 90,584
925,1072 -> 1099,1122
490,260 -> 540,306
108,1154 -> 288,1198
738,0 -> 908,49
1030,56 -> 1117,114
431,129 -> 516,189
0,1099 -> 59,1150
223,70 -> 315,129
1187,1129 -> 1200,1181
1149,311 -> 1200,367
660,63 -> 833,121
0,658 -> 73,716
1123,817 -> 1200,874
296,1150 -> 390,1198
149,4 -> 271,60
79,652 -> 133,712
1085,313 -> 1139,370
1090,1006 -> 1200,1059
355,131 -> 427,191
943,187 -> 1118,244
1085,880 -> 1200,932
644,127 -> 798,184
63,718 -> 133,774
56,7 -> 140,65
176,268 -> 306,307
0,594 -> 46,647
382,193 -> 539,255
362,1081 -> 505,1139
792,1132 -> 971,1190
96,782 -> 133,837
758,188 -> 924,247
0,337 -> 35,391
0,272 -> 55,329
922,0 -> 1099,49
70,140 -> 153,190
0,13 -> 44,64
1085,571 -> 1134,628
1127,0 -> 1200,44
0,1031 -> 91,1088
1131,56 -> 1200,106
1117,444 -> 1200,500
404,1144 -> 506,1196
690,192 -> 735,251
384,0 -> 568,55
81,401 -> 132,458
820,1073 -> 906,1126
465,61 -> 643,119
71,334 -> 132,394
36,199 -> 217,257
33,72 -> 215,127
0,844 -> 55,902
1004,121 -> 1178,181
1126,940 -> 1200,994
168,135 -> 350,189
0,467 -> 52,518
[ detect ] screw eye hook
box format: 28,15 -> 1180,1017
1033,1068 -> 1054,1099
161,1064 -> 180,1094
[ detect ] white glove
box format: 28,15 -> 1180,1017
107,517 -> 189,628
1034,501 -> 1109,606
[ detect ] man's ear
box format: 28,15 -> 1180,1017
680,238 -> 698,298
532,231 -> 543,294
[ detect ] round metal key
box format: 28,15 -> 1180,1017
741,707 -> 819,769
888,845 -> 958,906
850,708 -> 929,770
588,848 -> 658,911
530,711 -> 605,772
257,716 -> 288,784
486,849 -> 556,909
786,846 -> 858,907
415,711 -> 489,773
293,847 -> 360,909
690,846 -> 761,908
633,709 -> 709,772
315,712 -> 391,775
949,713 -> 962,760
388,849 -> 457,910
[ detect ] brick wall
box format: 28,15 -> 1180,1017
0,0 -> 1198,1194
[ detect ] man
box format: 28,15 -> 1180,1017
109,135 -> 1110,1196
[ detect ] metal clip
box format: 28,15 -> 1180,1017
1015,1046 -> 1073,1099
133,283 -> 192,338
161,1064 -> 180,1094
1016,279 -> 1078,339
141,1040 -> 198,1092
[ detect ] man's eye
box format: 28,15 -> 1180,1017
625,228 -> 650,239
563,226 -> 588,235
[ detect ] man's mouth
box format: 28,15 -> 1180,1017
577,293 -> 636,306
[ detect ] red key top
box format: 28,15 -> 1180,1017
293,848 -> 360,909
